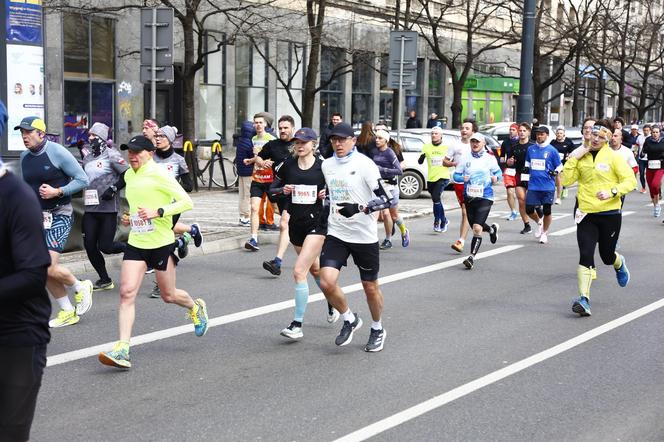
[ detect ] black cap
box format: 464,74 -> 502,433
120,135 -> 156,152
533,126 -> 549,135
329,122 -> 354,138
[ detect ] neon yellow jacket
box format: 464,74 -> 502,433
562,145 -> 637,214
125,159 -> 193,249
421,143 -> 451,181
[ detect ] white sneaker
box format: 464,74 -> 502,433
535,221 -> 544,239
327,308 -> 340,324
280,322 -> 303,340
74,280 -> 94,315
554,198 -> 561,205
540,232 -> 548,244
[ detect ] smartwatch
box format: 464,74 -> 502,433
157,208 -> 165,217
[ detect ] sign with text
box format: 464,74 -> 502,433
6,0 -> 42,44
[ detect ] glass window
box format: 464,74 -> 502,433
401,136 -> 424,152
351,52 -> 373,126
236,39 -> 268,129
276,41 -> 306,128
64,81 -> 90,146
91,17 -> 114,79
404,58 -> 424,126
63,14 -> 90,77
200,32 -> 225,139
320,47 -> 347,129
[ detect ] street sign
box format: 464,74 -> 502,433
388,71 -> 417,89
140,7 -> 173,67
140,65 -> 174,84
387,30 -> 418,91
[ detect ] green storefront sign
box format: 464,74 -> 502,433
461,77 -> 519,124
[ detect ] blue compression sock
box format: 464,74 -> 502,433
294,282 -> 309,322
433,202 -> 443,222
314,276 -> 322,290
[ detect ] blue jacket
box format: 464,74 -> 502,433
235,121 -> 256,177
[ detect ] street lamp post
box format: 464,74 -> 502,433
516,0 -> 536,123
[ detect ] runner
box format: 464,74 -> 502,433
640,125 -> 664,217
98,135 -> 208,369
319,122 -> 389,352
81,122 -> 128,290
550,125 -> 575,204
452,133 -> 501,269
272,128 -> 339,339
370,129 -> 405,249
500,123 -> 519,220
561,125 -> 636,316
610,128 -> 639,176
418,126 -> 451,232
443,118 -> 474,252
523,126 -> 563,244
635,124 -> 650,193
17,116 -> 93,328
385,134 -> 410,247
506,123 -> 536,234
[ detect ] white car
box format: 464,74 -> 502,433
480,122 -> 555,144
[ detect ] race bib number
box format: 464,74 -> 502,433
648,160 -> 661,169
42,211 -> 53,229
431,157 -> 444,167
84,189 -> 99,206
520,173 -> 530,181
130,215 -> 155,234
467,184 -> 484,198
531,159 -> 546,171
575,208 -> 587,224
291,185 -> 317,204
596,163 -> 609,172
504,168 -> 516,177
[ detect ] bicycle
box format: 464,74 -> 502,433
195,132 -> 238,189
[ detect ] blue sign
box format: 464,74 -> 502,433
6,0 -> 43,44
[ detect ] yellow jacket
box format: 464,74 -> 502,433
562,145 -> 637,214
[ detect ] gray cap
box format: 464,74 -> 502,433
89,122 -> 109,140
160,125 -> 178,144
469,133 -> 485,142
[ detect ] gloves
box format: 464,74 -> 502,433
337,202 -> 361,218
101,185 -> 117,201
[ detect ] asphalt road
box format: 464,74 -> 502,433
33,189 -> 664,441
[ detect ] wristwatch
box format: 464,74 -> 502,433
157,208 -> 165,217
358,204 -> 366,214
611,187 -> 618,197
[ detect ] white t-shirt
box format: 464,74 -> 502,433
445,140 -> 471,183
616,145 -> 637,169
322,151 -> 382,244
637,134 -> 648,160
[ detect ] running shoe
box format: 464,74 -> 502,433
539,232 -> 548,244
441,219 -> 449,233
98,343 -> 131,369
654,205 -> 662,217
520,224 -> 532,234
239,218 -> 250,227
280,321 -> 303,340
149,281 -> 161,298
379,239 -> 393,250
433,220 -> 442,232
259,223 -> 268,231
190,223 -> 204,247
364,328 -> 387,352
177,233 -> 190,259
572,296 -> 591,316
327,308 -> 340,324
561,188 -> 569,199
401,229 -> 410,247
463,255 -> 474,269
451,240 -> 464,253
535,221 -> 544,239
615,255 -> 630,287
262,259 -> 282,276
189,298 -> 209,337
266,223 -> 279,231
554,198 -> 562,205
506,211 -> 519,221
489,223 -> 499,244
48,309 -> 80,328
640,188 -> 647,194
93,279 -> 114,291
245,238 -> 260,251
335,314 -> 362,346
74,280 -> 94,315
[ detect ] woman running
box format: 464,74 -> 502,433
641,125 -> 664,217
81,122 -> 128,290
273,128 -> 338,340
561,125 -> 636,317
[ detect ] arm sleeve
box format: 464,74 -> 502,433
378,150 -> 403,178
114,169 -> 127,191
109,151 -> 129,175
52,144 -> 89,195
561,157 -> 579,187
452,160 -> 466,183
161,175 -> 194,217
490,157 -> 502,180
613,155 -> 638,195
418,153 -> 426,164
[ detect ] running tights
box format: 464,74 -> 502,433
645,168 -> 664,198
82,212 -> 126,281
428,179 -> 448,223
465,198 -> 493,231
638,159 -> 647,189
576,213 -> 621,268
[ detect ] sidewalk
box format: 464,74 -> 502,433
61,186 -> 508,274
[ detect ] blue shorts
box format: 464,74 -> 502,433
526,189 -> 555,206
44,214 -> 73,253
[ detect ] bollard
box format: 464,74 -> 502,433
183,141 -> 197,192
212,142 -> 229,189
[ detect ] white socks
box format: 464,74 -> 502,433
56,296 -> 75,312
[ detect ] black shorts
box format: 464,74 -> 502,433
288,216 -> 327,247
171,213 -> 181,229
0,344 -> 46,442
320,235 -> 380,281
465,198 -> 493,227
123,243 -> 179,271
250,181 -> 271,198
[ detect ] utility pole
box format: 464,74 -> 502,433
516,0 -> 536,123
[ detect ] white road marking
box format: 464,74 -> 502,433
46,245 -> 523,367
335,297 -> 664,442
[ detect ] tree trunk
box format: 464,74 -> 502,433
450,80 -> 463,128
302,0 -> 325,128
572,51 -> 581,126
532,59 -> 545,121
597,67 -> 605,118
181,17 -> 196,143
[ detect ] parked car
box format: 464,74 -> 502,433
480,122 -> 555,144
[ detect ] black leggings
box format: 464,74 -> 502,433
82,212 -> 126,281
576,213 -> 621,268
638,159 -> 647,189
466,198 -> 493,229
428,179 -> 447,204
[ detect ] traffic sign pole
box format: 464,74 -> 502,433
151,7 -> 157,119
397,35 -> 405,139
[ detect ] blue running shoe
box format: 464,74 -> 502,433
190,223 -> 203,247
572,296 -> 591,316
506,211 -> 518,221
441,219 -> 449,233
433,220 -> 442,233
190,298 -> 209,337
615,255 -> 630,287
401,229 -> 410,247
244,238 -> 259,251
654,205 -> 662,218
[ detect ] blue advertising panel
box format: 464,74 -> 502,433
6,0 -> 42,44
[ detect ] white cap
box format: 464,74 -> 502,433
469,133 -> 485,142
631,124 -> 639,130
375,129 -> 390,143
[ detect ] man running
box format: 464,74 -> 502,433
453,133 -> 501,269
17,116 -> 93,328
550,125 -> 575,204
98,135 -> 208,369
444,118 -> 474,252
319,122 -> 390,352
506,123 -> 536,234
418,126 -> 451,232
635,124 -> 650,193
523,126 -> 562,244
500,123 -> 519,220
561,125 -> 636,316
